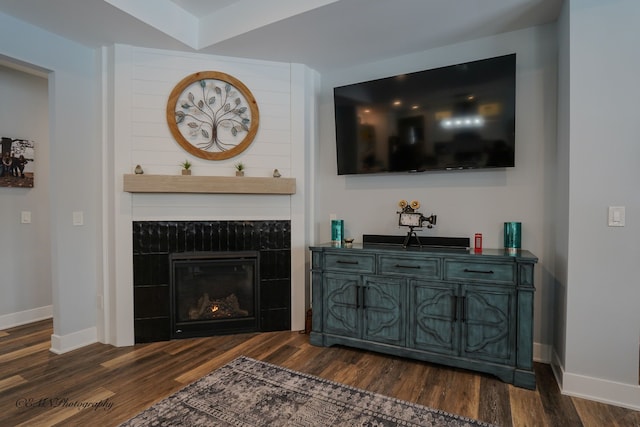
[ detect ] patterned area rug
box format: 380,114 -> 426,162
120,356 -> 495,427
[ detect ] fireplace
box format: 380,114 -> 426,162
133,220 -> 291,343
170,251 -> 259,338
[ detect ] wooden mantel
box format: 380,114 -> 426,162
123,174 -> 296,195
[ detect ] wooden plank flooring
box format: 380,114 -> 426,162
0,320 -> 638,427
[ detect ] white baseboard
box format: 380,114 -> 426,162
551,348 -> 640,411
562,371 -> 640,411
0,305 -> 53,330
50,327 -> 97,354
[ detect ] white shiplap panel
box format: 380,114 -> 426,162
129,147 -> 291,174
129,125 -> 291,142
252,129 -> 291,144
259,113 -> 291,131
130,122 -> 169,138
127,165 -> 292,178
130,145 -> 289,166
132,48 -> 290,77
127,165 -> 291,180
131,79 -> 174,95
154,112 -> 292,131
130,136 -> 177,152
131,193 -> 292,221
132,209 -> 291,222
125,45 -> 294,223
130,85 -> 291,131
132,192 -> 291,206
258,102 -> 291,120
129,131 -> 292,152
133,93 -> 169,108
142,90 -> 292,114
133,102 -> 289,129
132,64 -> 292,94
126,163 -> 292,178
131,50 -> 291,91
132,208 -> 291,222
131,106 -> 165,124
245,141 -> 291,157
251,91 -> 291,107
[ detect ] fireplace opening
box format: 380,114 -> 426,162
170,251 -> 259,338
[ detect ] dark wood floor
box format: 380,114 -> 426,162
0,320 -> 638,427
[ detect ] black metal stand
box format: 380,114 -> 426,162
402,226 -> 422,248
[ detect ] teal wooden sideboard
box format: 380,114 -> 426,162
309,243 -> 538,389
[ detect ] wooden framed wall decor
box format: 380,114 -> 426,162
1,136 -> 35,188
166,71 -> 260,160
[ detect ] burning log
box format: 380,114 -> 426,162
188,293 -> 248,320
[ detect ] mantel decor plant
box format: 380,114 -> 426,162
166,71 -> 260,161
181,159 -> 192,175
234,161 -> 245,176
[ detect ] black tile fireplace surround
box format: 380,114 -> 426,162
133,220 -> 291,343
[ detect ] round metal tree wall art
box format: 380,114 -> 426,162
166,71 -> 260,160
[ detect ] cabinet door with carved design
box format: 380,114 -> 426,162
324,272 -> 361,337
408,280 -> 459,355
461,284 -> 515,364
361,276 -> 405,345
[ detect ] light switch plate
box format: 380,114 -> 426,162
73,211 -> 84,226
21,211 -> 31,224
608,206 -> 625,227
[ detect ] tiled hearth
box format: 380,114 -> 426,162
133,220 -> 291,343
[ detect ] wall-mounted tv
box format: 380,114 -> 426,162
334,54 -> 516,175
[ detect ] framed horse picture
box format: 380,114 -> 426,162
1,136 -> 35,188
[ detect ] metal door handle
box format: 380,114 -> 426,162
463,268 -> 494,274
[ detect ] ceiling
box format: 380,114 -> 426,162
0,0 -> 563,72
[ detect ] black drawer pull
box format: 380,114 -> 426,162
336,260 -> 359,265
395,264 -> 421,269
463,268 -> 494,274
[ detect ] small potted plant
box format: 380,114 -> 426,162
181,159 -> 192,175
234,162 -> 245,176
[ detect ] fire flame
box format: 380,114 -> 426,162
211,305 -> 219,313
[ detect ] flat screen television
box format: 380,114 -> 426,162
333,54 -> 516,175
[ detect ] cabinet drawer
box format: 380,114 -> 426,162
324,253 -> 375,273
378,255 -> 440,278
444,260 -> 515,284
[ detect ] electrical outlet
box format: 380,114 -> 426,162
608,206 -> 625,227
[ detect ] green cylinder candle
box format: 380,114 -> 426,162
331,219 -> 344,246
504,222 -> 521,252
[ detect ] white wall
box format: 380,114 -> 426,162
105,45 -> 316,345
117,45 -> 297,223
553,0 -> 570,378
0,12 -> 101,352
317,25 -> 558,358
560,0 -> 640,409
0,65 -> 51,328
